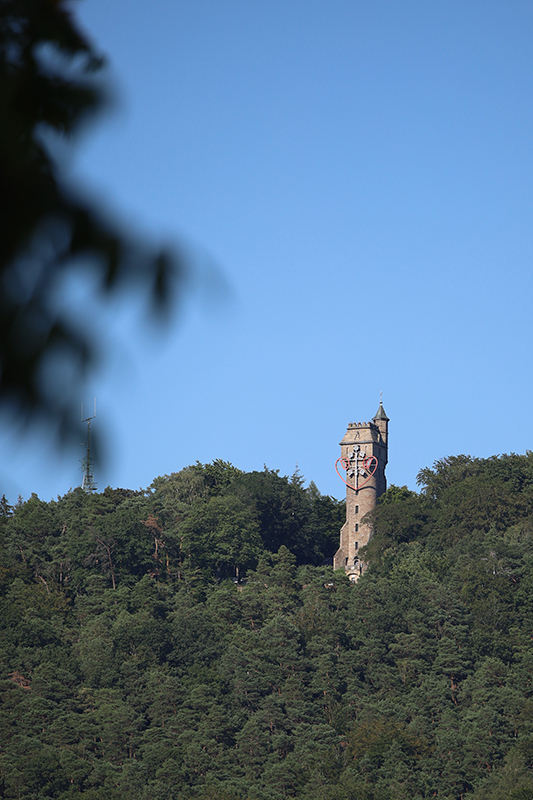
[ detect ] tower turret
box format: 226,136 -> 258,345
373,400 -> 389,448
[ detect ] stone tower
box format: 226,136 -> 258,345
333,402 -> 389,581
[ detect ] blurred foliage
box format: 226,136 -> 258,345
0,0 -> 182,438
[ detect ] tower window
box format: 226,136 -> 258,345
355,505 -> 359,514
355,524 -> 358,532
355,541 -> 358,550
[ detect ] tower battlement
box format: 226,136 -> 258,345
333,402 -> 389,582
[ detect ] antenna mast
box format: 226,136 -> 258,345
81,399 -> 97,493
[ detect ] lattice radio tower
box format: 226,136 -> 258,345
81,399 -> 98,493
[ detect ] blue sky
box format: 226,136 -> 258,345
2,0 -> 533,504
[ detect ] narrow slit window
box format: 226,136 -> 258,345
355,523 -> 359,532
355,541 -> 359,550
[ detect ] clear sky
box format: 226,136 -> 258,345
2,0 -> 533,504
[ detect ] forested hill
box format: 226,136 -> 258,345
2,455 -> 533,799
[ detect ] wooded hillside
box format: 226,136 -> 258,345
2,454 -> 533,799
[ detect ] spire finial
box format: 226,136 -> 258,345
373,396 -> 389,421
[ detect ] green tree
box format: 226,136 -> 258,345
177,495 -> 263,581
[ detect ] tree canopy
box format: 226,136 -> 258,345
2,453 -> 533,798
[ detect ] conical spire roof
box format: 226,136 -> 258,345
373,401 -> 389,422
